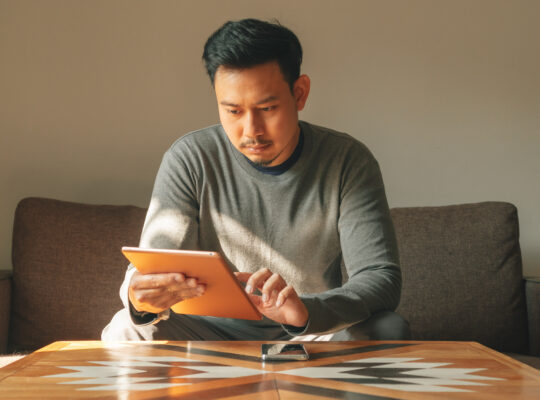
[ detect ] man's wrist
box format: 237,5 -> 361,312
282,318 -> 310,336
128,301 -> 170,325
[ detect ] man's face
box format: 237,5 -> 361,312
214,61 -> 310,167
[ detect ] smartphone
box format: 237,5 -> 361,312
261,343 -> 309,361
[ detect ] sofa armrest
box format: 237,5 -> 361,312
526,276 -> 540,356
0,270 -> 12,354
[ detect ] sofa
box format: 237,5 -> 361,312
1,197 -> 539,369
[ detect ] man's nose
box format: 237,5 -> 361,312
243,111 -> 263,138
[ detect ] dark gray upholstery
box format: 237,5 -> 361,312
1,198 -> 538,367
392,202 -> 528,354
0,271 -> 10,354
526,278 -> 540,355
9,198 -> 146,352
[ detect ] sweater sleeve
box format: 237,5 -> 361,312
298,149 -> 401,335
139,147 -> 200,250
118,144 -> 201,321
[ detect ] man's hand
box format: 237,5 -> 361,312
235,268 -> 309,328
128,271 -> 205,314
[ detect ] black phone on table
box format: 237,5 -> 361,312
261,343 -> 309,361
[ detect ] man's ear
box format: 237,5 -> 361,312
293,74 -> 310,111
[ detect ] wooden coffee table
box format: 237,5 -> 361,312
1,340 -> 539,399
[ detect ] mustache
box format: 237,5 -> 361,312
240,139 -> 272,147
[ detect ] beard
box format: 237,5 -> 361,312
250,157 -> 277,167
240,139 -> 278,166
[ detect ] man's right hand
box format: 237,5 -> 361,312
128,271 -> 205,314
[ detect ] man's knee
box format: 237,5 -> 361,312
339,311 -> 411,341
367,311 -> 410,340
101,309 -> 158,341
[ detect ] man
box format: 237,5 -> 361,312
102,18 -> 409,341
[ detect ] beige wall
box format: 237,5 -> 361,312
1,0 -> 539,276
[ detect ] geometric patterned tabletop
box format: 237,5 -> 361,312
1,340 -> 539,399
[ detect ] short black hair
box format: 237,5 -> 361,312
202,18 -> 303,89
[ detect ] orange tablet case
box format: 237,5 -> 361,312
121,247 -> 262,320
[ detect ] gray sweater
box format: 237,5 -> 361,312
124,121 -> 401,335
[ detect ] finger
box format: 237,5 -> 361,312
245,292 -> 263,308
162,277 -> 203,296
263,289 -> 278,306
276,285 -> 296,307
245,268 -> 273,294
131,281 -> 205,309
184,277 -> 198,288
234,272 -> 252,282
261,273 -> 285,303
234,272 -> 255,292
143,285 -> 205,311
167,282 -> 206,299
131,272 -> 186,290
132,288 -> 165,300
130,287 -> 168,309
177,285 -> 205,299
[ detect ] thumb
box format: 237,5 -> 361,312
234,271 -> 252,282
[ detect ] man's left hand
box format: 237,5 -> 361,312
234,268 -> 309,328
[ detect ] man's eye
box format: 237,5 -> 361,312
227,109 -> 240,115
261,106 -> 277,112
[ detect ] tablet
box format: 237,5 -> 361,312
121,247 -> 262,320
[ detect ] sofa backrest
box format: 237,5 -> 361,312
9,197 -> 146,352
9,198 -> 528,354
392,202 -> 528,354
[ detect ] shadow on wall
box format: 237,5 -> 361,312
523,250 -> 540,278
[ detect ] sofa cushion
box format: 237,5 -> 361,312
0,271 -> 11,353
10,197 -> 146,352
392,202 -> 528,354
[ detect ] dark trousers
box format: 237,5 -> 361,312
102,309 -> 410,342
